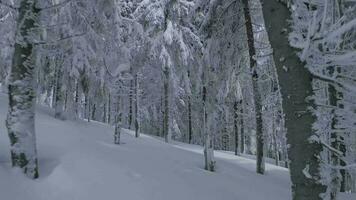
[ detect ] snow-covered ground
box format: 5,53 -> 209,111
0,94 -> 354,200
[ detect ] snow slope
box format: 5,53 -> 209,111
0,94 -> 352,200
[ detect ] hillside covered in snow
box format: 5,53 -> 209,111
0,94 -> 294,200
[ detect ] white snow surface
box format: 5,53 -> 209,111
0,94 -> 354,200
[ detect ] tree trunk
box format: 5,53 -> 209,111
239,99 -> 245,154
234,101 -> 239,155
75,80 -> 79,118
261,0 -> 327,199
54,58 -> 64,119
163,67 -> 171,143
128,66 -> 133,129
6,0 -> 40,179
203,83 -> 215,171
114,96 -> 121,144
108,92 -> 111,124
188,95 -> 193,144
135,74 -> 140,138
242,0 -> 265,175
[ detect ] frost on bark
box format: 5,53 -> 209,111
261,0 -> 327,199
202,74 -> 215,172
242,0 -> 265,175
6,0 -> 40,179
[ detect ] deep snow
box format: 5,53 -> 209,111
0,94 -> 354,200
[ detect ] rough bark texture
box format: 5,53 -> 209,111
6,0 -> 40,179
242,0 -> 265,175
261,0 -> 327,199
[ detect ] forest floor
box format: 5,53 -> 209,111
0,94 -> 354,200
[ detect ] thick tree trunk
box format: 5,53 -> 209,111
242,0 -> 265,175
261,0 -> 327,199
6,0 -> 40,179
203,84 -> 215,171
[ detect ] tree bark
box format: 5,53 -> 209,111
261,0 -> 327,199
6,0 -> 40,179
242,0 -> 265,175
203,82 -> 214,171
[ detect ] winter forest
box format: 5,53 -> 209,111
0,0 -> 356,199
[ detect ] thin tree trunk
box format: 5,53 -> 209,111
6,0 -> 40,179
163,67 -> 170,143
128,66 -> 133,129
188,95 -> 193,144
135,74 -> 140,138
54,58 -> 64,119
239,99 -> 245,154
242,0 -> 265,174
262,0 -> 327,199
108,92 -> 111,124
272,112 -> 279,166
114,96 -> 121,144
234,101 -> 239,155
92,103 -> 96,120
75,80 -> 79,118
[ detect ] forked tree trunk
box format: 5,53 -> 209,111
261,0 -> 327,199
6,0 -> 40,179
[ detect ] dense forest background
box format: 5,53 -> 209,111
0,0 -> 356,199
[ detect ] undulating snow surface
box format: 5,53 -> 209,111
0,94 -> 353,200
